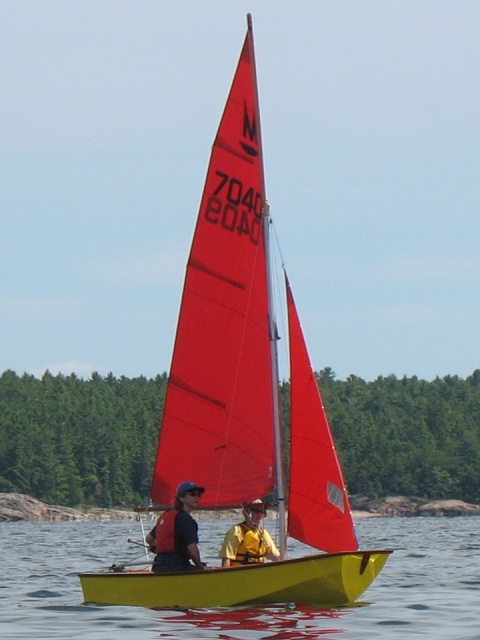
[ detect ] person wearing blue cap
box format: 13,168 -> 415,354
146,481 -> 206,572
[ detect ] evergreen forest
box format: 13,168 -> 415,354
1,367 -> 479,508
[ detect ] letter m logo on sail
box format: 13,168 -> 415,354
240,101 -> 258,157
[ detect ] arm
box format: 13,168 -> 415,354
219,524 -> 242,568
187,542 -> 204,568
145,527 -> 156,553
177,512 -> 204,568
263,529 -> 280,561
145,531 -> 155,546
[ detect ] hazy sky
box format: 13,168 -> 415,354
2,1 -> 479,382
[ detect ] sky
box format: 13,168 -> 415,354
1,1 -> 479,382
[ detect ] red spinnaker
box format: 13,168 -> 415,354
286,277 -> 359,552
150,18 -> 275,508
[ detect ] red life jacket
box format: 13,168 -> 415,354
154,510 -> 179,553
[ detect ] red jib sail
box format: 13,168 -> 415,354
286,276 -> 359,552
150,18 -> 275,508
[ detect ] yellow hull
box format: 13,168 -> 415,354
79,549 -> 392,609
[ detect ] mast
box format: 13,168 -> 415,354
246,14 -> 287,558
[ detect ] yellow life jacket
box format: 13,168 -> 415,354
231,524 -> 267,566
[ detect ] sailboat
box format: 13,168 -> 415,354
79,15 -> 392,609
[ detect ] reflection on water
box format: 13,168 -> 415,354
154,605 -> 345,639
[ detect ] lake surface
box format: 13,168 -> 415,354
2,516 -> 479,639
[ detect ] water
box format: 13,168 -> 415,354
1,516 -> 479,639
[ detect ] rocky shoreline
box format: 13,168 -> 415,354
349,494 -> 480,518
0,493 -> 139,522
1,492 -> 480,523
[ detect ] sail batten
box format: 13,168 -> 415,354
188,258 -> 247,289
215,138 -> 256,162
168,376 -> 227,408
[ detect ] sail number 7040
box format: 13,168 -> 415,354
204,171 -> 263,244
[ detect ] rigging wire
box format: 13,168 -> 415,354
110,515 -> 152,571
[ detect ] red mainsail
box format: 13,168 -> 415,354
150,18 -> 275,508
286,277 -> 359,552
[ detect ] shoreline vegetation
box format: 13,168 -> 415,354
2,370 -> 480,506
1,492 -> 480,523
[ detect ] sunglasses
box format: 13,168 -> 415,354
186,490 -> 202,497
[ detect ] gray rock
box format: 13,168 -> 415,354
0,493 -> 137,522
350,495 -> 480,517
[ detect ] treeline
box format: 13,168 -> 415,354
0,370 -> 166,507
1,368 -> 479,507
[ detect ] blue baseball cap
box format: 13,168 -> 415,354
176,481 -> 205,496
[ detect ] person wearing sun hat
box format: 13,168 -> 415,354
219,499 -> 280,567
146,481 -> 205,572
